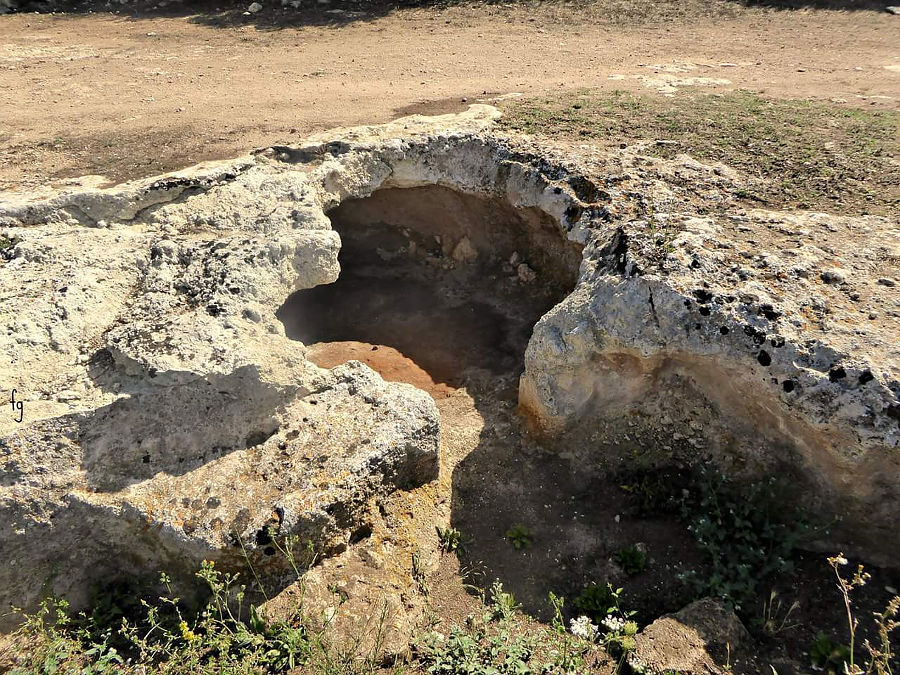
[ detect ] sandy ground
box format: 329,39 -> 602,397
1,3 -> 898,190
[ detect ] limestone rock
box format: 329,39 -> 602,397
451,235 -> 478,264
1,103 -> 898,629
631,598 -> 751,674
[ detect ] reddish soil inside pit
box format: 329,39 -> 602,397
306,341 -> 457,400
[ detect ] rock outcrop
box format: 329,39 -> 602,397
631,598 -> 751,674
1,104 -> 897,626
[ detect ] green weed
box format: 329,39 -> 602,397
435,526 -> 462,554
613,546 -> 647,576
505,524 -> 534,551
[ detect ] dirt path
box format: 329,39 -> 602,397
1,3 -> 898,189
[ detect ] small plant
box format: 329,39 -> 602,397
620,466 -> 807,609
488,580 -> 519,622
613,545 -> 648,576
572,582 -> 618,623
1,534 -> 392,674
436,526 -> 462,553
568,615 -> 599,641
412,550 -> 429,596
3,597 -> 123,674
548,593 -> 591,673
866,595 -> 900,675
415,586 -> 591,675
121,561 -> 311,671
505,523 -> 533,550
679,470 -> 806,609
828,553 -> 871,675
809,631 -> 851,674
569,580 -> 640,673
760,589 -> 801,637
601,613 -> 639,672
0,234 -> 21,253
826,553 -> 900,675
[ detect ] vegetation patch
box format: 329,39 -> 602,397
416,582 -> 597,675
500,90 -> 900,215
619,467 -> 807,610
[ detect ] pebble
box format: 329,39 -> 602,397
821,269 -> 846,285
877,277 -> 896,287
247,2 -> 262,11
517,263 -> 536,283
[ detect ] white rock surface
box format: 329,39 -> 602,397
0,104 -> 897,622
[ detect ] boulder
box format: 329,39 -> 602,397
630,598 -> 751,674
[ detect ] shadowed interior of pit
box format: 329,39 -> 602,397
277,185 -> 583,389
278,269 -> 523,386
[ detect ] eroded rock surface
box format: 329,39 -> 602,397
631,598 -> 751,674
0,104 -> 898,629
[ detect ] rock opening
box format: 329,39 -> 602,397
277,185 -> 583,392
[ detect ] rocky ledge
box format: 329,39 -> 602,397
0,105 -> 897,627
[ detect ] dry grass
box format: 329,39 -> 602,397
499,89 -> 900,216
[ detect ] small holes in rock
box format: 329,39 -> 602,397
255,526 -> 273,547
349,524 -> 373,544
692,289 -> 714,303
759,304 -> 781,321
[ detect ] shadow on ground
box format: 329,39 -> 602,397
9,0 -> 893,31
735,0 -> 888,8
